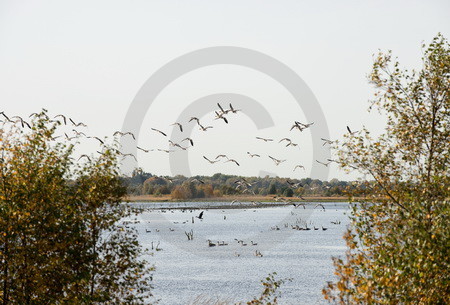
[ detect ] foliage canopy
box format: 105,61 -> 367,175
323,34 -> 450,304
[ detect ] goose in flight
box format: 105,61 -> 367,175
69,118 -> 87,127
151,128 -> 167,137
89,136 -> 104,145
122,153 -> 137,161
269,155 -> 286,166
196,211 -> 204,219
78,154 -> 91,161
168,140 -> 187,150
217,103 -> 229,114
286,179 -> 302,188
157,149 -> 173,153
247,152 -> 260,158
191,178 -> 205,184
316,160 -> 332,167
189,117 -> 200,124
256,136 -> 273,142
292,203 -> 306,209
279,138 -> 298,147
346,126 -> 358,135
293,165 -> 305,171
314,203 -> 326,210
72,129 -> 87,137
162,176 -> 178,183
228,103 -> 241,114
291,121 -> 314,131
64,133 -> 77,140
203,156 -> 220,164
234,178 -> 252,187
137,146 -> 153,153
170,122 -> 183,132
214,111 -> 228,124
0,112 -> 11,122
114,131 -> 136,140
321,138 -> 334,146
225,159 -> 240,166
12,116 -> 31,129
182,137 -> 194,146
54,114 -> 67,125
215,154 -> 228,160
199,124 -> 213,131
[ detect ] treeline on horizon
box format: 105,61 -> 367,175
124,168 -> 364,199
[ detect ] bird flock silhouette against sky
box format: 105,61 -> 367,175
1,1 -> 448,180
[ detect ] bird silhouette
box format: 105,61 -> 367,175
114,131 -> 136,140
269,155 -> 286,166
225,159 -> 240,166
256,136 -> 273,142
203,156 -> 220,164
151,128 -> 167,137
170,122 -> 183,132
247,152 -> 260,158
182,137 -> 194,146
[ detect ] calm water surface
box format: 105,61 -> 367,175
128,202 -> 350,304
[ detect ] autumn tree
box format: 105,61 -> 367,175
323,34 -> 450,304
0,111 -> 154,304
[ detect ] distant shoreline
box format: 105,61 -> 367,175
125,194 -> 353,203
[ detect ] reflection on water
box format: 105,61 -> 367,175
126,202 -> 350,305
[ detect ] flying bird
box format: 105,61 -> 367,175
191,178 -> 205,184
199,124 -> 213,131
78,155 -> 91,161
321,138 -> 334,146
89,136 -> 104,145
122,153 -> 137,161
182,137 -> 194,146
226,159 -> 240,166
291,121 -> 314,132
256,136 -> 273,142
287,179 -> 302,188
203,156 -> 220,164
247,152 -> 260,158
157,149 -> 173,153
189,117 -> 200,124
228,103 -> 241,113
217,103 -> 229,115
69,118 -> 87,127
72,130 -> 87,137
293,165 -> 305,171
214,111 -> 228,124
269,155 -> 286,166
12,116 -> 31,129
54,114 -> 67,125
168,140 -> 187,150
151,128 -> 167,137
170,122 -> 183,132
215,154 -> 228,160
196,211 -> 204,219
316,160 -> 331,167
0,112 -> 11,122
346,126 -> 358,135
114,131 -> 136,140
137,146 -> 153,153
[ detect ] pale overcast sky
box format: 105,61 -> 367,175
1,0 -> 449,180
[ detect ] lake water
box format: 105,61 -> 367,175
128,202 -> 350,304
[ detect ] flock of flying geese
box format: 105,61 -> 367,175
0,106 -> 354,201
136,102 -> 338,173
1,103 -> 342,172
